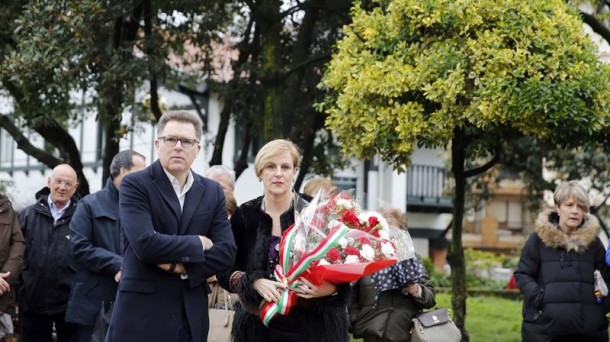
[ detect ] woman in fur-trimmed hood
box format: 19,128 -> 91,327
514,180 -> 610,342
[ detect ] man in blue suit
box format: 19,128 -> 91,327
106,111 -> 237,342
65,149 -> 146,340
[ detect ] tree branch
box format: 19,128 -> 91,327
464,150 -> 500,178
285,54 -> 332,76
0,115 -> 61,167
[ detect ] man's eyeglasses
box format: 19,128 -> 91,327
52,178 -> 76,188
158,136 -> 199,149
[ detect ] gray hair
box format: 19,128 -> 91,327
554,180 -> 590,213
206,165 -> 236,189
110,150 -> 146,178
157,110 -> 204,140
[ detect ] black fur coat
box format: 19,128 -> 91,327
217,195 -> 350,342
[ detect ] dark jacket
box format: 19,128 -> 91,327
217,195 -> 351,342
65,178 -> 122,326
106,161 -> 236,342
0,195 -> 25,314
514,209 -> 610,342
350,259 -> 436,342
17,187 -> 79,315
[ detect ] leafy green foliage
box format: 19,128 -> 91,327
426,250 -> 517,290
321,0 -> 610,171
0,0 -> 238,188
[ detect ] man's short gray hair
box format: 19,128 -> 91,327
206,165 -> 236,190
157,110 -> 204,140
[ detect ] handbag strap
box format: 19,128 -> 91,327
208,282 -> 221,309
208,282 -> 232,311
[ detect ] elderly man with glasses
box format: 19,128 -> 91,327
106,111 -> 236,342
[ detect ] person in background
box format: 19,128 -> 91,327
207,188 -> 239,339
224,190 -> 237,218
350,207 -> 436,342
0,194 -> 25,342
206,165 -> 236,196
18,164 -> 80,342
515,180 -> 610,341
65,150 -> 146,341
105,111 -> 236,341
218,139 -> 350,342
302,176 -> 336,199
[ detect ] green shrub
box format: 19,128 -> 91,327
421,257 -> 435,276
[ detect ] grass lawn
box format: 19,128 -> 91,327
351,293 -> 522,342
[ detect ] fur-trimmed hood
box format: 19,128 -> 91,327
535,209 -> 600,253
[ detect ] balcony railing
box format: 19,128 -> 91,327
406,164 -> 453,213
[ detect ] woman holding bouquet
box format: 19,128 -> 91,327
218,139 -> 350,342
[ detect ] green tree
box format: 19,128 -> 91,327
500,137 -> 610,235
0,0 -> 353,193
320,0 -> 610,338
208,0 -> 353,186
0,0 -> 235,194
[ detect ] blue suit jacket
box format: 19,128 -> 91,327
106,161 -> 236,342
66,178 -> 123,325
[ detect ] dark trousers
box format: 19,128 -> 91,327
74,324 -> 94,342
19,310 -> 79,342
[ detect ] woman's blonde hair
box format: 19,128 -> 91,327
254,139 -> 300,178
225,191 -> 237,218
303,177 -> 337,197
377,207 -> 408,230
553,180 -> 589,213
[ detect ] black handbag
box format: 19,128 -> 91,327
91,301 -> 114,342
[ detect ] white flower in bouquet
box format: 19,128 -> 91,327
336,198 -> 355,210
357,212 -> 371,226
338,237 -> 349,249
360,244 -> 375,261
358,211 -> 390,237
381,241 -> 396,257
378,228 -> 389,240
345,255 -> 361,264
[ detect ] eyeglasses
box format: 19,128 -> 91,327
52,178 -> 76,188
157,136 -> 199,149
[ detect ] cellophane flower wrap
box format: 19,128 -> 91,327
370,227 -> 425,299
260,190 -> 398,325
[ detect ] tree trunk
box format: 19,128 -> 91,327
257,0 -> 284,141
101,114 -> 121,184
449,128 -> 469,341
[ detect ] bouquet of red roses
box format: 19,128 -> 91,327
260,191 -> 398,325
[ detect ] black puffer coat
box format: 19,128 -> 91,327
17,187 -> 78,315
514,209 -> 610,342
217,195 -> 350,342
